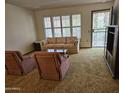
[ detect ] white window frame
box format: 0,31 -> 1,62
43,14 -> 81,38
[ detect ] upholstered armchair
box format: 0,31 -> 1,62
35,52 -> 70,80
5,51 -> 36,75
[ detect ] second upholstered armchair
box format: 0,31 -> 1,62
5,51 -> 36,75
35,52 -> 70,80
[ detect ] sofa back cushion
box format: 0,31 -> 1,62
66,37 -> 77,44
47,38 -> 56,44
56,37 -> 66,44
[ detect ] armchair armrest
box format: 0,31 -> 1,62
60,56 -> 68,63
21,56 -> 36,74
59,56 -> 70,80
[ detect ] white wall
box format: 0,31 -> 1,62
34,2 -> 113,47
5,3 -> 37,54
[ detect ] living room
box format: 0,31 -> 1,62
4,0 -> 120,93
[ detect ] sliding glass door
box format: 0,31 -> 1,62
92,10 -> 110,47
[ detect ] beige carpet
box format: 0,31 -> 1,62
5,48 -> 119,93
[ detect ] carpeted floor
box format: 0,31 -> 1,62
5,48 -> 119,93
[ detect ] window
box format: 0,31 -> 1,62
44,17 -> 52,38
54,28 -> 62,37
45,29 -> 52,38
62,16 -> 70,27
53,16 -> 61,27
53,16 -> 62,37
62,16 -> 71,37
43,14 -> 81,38
72,27 -> 81,38
63,28 -> 71,37
72,15 -> 81,26
72,14 -> 81,38
44,17 -> 51,28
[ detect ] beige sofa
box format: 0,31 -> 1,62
42,37 -> 80,54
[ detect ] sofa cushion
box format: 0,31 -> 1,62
45,44 -> 56,48
66,37 -> 76,44
56,37 -> 66,44
55,44 -> 65,48
46,44 -> 65,49
47,38 -> 56,44
65,44 -> 75,48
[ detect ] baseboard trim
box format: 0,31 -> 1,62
23,50 -> 35,55
80,47 -> 92,49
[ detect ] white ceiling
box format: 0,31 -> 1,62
6,0 -> 113,10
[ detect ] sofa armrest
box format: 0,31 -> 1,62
74,39 -> 79,46
73,39 -> 80,53
41,40 -> 47,46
